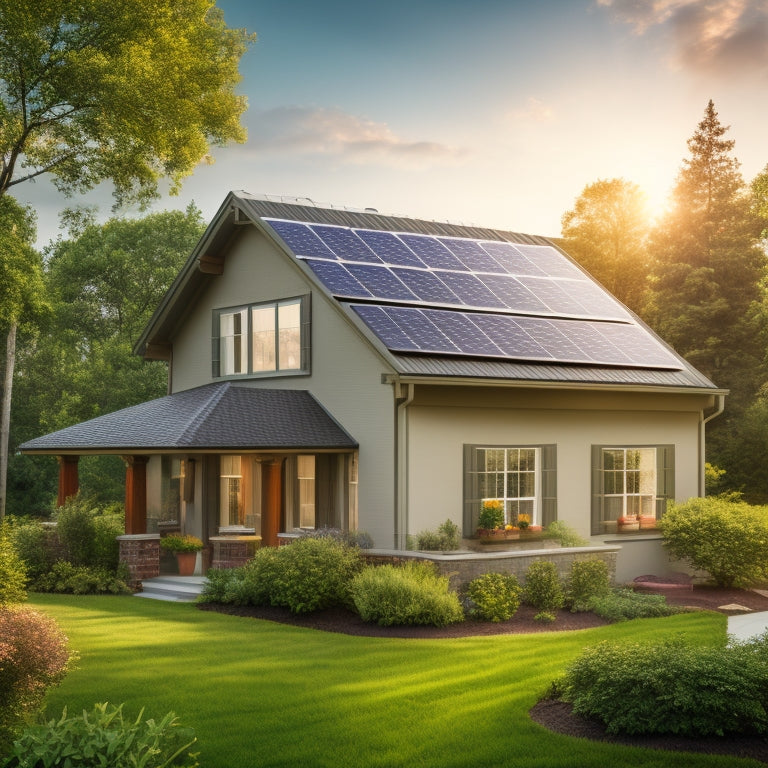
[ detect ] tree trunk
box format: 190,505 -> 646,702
0,320 -> 17,520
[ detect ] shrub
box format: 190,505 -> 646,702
586,587 -> 681,622
9,518 -> 56,579
297,527 -> 374,549
55,494 -> 124,570
350,562 -> 464,627
534,611 -> 557,623
567,557 -> 610,612
660,497 -> 768,587
32,561 -> 132,595
268,536 -> 363,613
0,522 -> 27,605
415,519 -> 461,551
0,606 -> 73,751
524,560 -> 564,611
161,534 -> 204,552
543,520 -> 589,547
466,572 -> 522,622
559,634 -> 768,737
4,702 -> 199,768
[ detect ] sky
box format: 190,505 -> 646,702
15,0 -> 768,247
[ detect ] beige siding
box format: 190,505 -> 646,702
169,226 -> 397,547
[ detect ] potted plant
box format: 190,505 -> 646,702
477,500 -> 505,539
639,514 -> 657,530
617,515 -> 639,532
160,534 -> 203,576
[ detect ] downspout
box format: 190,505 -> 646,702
699,394 -> 725,496
394,380 -> 415,550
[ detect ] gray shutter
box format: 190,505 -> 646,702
656,445 -> 675,518
463,445 -> 480,537
541,444 -> 557,527
211,311 -> 221,378
590,445 -> 603,535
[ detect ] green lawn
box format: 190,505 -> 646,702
28,594 -> 762,768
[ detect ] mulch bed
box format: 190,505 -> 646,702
200,584 -> 768,762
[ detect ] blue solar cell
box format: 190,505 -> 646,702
548,320 -> 633,365
309,224 -> 381,263
265,219 -> 337,260
380,307 -> 460,353
470,314 -> 554,359
351,305 -> 421,351
421,309 -> 504,356
592,323 -> 679,368
436,271 -> 507,309
438,237 -> 504,272
480,242 -> 546,276
345,264 -> 417,302
567,281 -> 631,320
354,230 -> 426,268
513,318 -> 586,361
390,268 -> 460,304
398,234 -> 469,271
516,277 -> 588,316
515,244 -> 583,279
303,259 -> 371,298
477,274 -> 550,313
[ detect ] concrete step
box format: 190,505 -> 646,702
135,576 -> 207,602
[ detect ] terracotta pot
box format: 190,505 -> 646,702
639,516 -> 657,530
175,551 -> 197,576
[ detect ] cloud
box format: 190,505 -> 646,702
248,106 -> 465,167
597,0 -> 768,77
508,97 -> 555,123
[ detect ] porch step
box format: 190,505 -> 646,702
135,576 -> 207,602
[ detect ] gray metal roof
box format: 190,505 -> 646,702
20,383 -> 357,454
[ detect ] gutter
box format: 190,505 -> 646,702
699,393 -> 726,496
393,380 -> 415,550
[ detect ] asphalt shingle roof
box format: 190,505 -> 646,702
19,383 -> 357,453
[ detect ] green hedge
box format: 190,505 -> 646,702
466,572 -> 522,622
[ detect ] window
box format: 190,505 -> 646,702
591,445 -> 674,534
213,296 -> 309,378
220,455 -> 243,527
463,444 -> 556,536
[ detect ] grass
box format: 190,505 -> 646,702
26,594 -> 763,768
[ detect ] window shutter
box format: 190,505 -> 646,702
211,326 -> 221,378
656,445 -> 675,518
463,445 -> 480,537
590,445 -> 603,535
541,444 -> 557,527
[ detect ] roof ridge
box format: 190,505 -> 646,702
176,382 -> 232,445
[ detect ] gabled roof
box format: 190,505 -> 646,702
19,383 -> 357,454
136,192 -> 722,393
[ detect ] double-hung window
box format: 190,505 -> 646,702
591,445 -> 674,534
463,444 -> 557,536
213,296 -> 309,378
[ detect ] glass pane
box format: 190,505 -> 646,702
640,496 -> 654,516
604,470 -> 622,495
220,310 -> 247,375
486,449 -> 504,472
278,301 -> 301,370
297,455 -> 315,528
252,305 -> 276,372
626,470 -> 640,494
602,449 -> 624,471
506,472 -> 519,498
602,496 -> 623,520
626,495 -> 642,516
519,472 -> 536,498
507,449 -> 520,472
518,449 -> 536,472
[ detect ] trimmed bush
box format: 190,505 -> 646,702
55,495 -> 124,570
32,561 -> 132,595
4,702 -> 199,768
559,634 -> 768,737
660,497 -> 768,587
0,607 -> 73,751
586,587 -> 681,622
567,557 -> 610,612
415,519 -> 461,551
524,560 -> 564,611
0,522 -> 27,605
199,548 -> 282,606
9,519 -> 55,579
466,572 -> 522,622
350,562 -> 464,627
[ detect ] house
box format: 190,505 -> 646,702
20,192 -> 725,582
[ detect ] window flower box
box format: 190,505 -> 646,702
617,515 -> 639,532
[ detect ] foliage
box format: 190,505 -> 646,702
4,702 -> 199,768
7,518 -> 55,579
560,178 -> 650,313
32,561 -> 132,596
659,496 -> 768,587
350,562 -> 464,627
523,561 -> 564,611
0,606 -> 72,752
160,534 -> 204,553
296,526 -> 374,549
0,521 -> 26,604
198,548 -> 281,606
465,572 -> 522,622
54,495 -> 123,570
586,588 -> 681,622
415,519 -> 461,551
559,634 -> 768,737
477,500 -> 504,531
543,520 -> 589,547
567,557 -> 611,612
534,611 -> 557,624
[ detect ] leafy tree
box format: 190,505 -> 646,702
0,0 -> 253,514
560,178 -> 651,313
8,208 -> 205,512
643,101 -> 767,481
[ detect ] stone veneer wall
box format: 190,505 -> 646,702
118,534 -> 160,586
362,545 -> 621,592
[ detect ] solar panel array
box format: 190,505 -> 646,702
264,218 -> 682,371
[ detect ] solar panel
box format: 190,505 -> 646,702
470,314 -> 554,359
439,237 -> 504,272
435,270 -> 507,309
421,309 -> 503,356
309,224 -> 381,263
514,244 -> 584,279
480,241 -> 546,276
377,307 -> 460,353
265,219 -> 336,260
355,230 -> 425,268
351,305 -> 421,351
303,259 -> 371,298
477,274 -> 549,313
390,268 -> 460,304
398,234 -> 469,271
345,264 -> 417,302
516,277 -> 590,316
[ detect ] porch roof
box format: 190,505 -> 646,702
19,383 -> 358,454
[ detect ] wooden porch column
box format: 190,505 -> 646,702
56,455 -> 80,507
123,456 -> 149,535
261,458 -> 284,547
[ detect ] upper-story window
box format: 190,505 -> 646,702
213,296 -> 310,378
